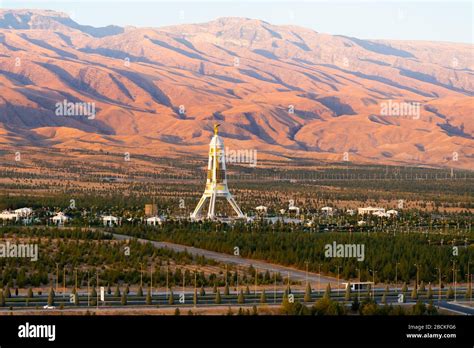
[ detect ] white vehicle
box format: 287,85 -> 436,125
43,305 -> 55,309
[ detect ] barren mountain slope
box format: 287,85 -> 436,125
0,10 -> 472,169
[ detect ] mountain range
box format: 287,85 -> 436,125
0,9 -> 472,169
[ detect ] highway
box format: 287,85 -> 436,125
1,290 -> 472,315
438,301 -> 474,315
106,231 -> 339,285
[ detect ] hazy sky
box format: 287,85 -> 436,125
3,0 -> 473,43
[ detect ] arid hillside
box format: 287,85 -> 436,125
0,9 -> 472,169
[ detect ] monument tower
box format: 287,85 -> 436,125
191,124 -> 244,219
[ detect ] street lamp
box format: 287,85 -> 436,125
254,267 -> 258,299
63,266 -> 66,299
452,260 -> 457,302
395,262 -> 400,294
355,267 -> 361,301
369,269 -> 377,299
318,264 -> 322,295
305,261 -> 309,287
467,261 -> 472,304
56,263 -> 59,294
150,265 -> 154,297
96,269 -> 99,310
414,263 -> 420,290
166,265 -> 169,300
434,267 -> 441,309
337,265 -> 342,297
194,270 -> 197,309
274,272 -> 277,304
140,263 -> 143,289
87,270 -> 90,307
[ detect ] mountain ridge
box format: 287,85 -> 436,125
0,9 -> 472,169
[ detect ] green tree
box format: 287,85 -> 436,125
344,283 -> 351,301
193,289 -> 198,306
0,290 -> 4,307
146,288 -> 152,305
4,285 -> 11,298
351,296 -> 360,312
114,285 -> 121,297
252,305 -> 258,315
121,292 -> 127,305
412,300 -> 426,315
47,287 -> 55,306
260,289 -> 267,304
427,284 -> 433,299
411,287 -> 418,300
427,301 -> 438,315
280,292 -> 292,315
199,286 -> 205,297
137,286 -> 143,297
27,287 -> 33,298
90,287 -> 97,306
168,290 -> 174,305
313,297 -> 345,316
323,283 -> 331,299
224,284 -> 229,296
238,289 -> 245,304
401,283 -> 408,294
447,286 -> 454,299
215,289 -> 221,304
304,283 -> 312,302
360,302 -> 378,315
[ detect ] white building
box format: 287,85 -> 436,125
52,212 -> 69,225
14,207 -> 33,217
0,210 -> 19,222
358,207 -> 386,215
372,211 -> 390,218
288,206 -> 300,215
387,209 -> 398,217
346,209 -> 356,216
102,215 -> 119,227
255,205 -> 268,214
146,216 -> 164,226
321,207 -> 334,215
